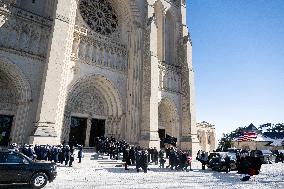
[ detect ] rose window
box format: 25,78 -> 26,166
79,0 -> 118,35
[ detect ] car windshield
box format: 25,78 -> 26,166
261,150 -> 272,155
228,153 -> 236,159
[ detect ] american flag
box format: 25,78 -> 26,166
236,131 -> 257,142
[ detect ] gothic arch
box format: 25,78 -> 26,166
61,74 -> 124,142
0,56 -> 32,144
158,98 -> 179,137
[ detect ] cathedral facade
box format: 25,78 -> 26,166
0,0 -> 199,153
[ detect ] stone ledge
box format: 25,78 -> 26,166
32,125 -> 57,137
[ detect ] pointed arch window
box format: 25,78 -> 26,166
165,11 -> 175,65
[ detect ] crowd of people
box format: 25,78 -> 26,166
196,149 -> 266,181
7,136 -> 193,173
94,136 -> 193,173
9,143 -> 83,167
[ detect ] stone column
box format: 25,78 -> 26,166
84,116 -> 92,147
30,0 -> 78,145
119,114 -> 126,139
105,117 -> 112,137
71,32 -> 80,60
178,1 -> 200,155
125,19 -> 144,145
140,4 -> 160,149
11,101 -> 30,145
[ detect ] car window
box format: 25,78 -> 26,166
6,153 -> 24,164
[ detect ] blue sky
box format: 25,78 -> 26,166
187,0 -> 284,140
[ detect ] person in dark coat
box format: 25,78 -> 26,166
69,148 -> 74,167
153,147 -> 159,165
135,147 -> 142,172
179,151 -> 187,171
200,152 -> 207,170
52,146 -> 59,163
123,147 -> 131,170
78,145 -> 83,163
224,154 -> 231,173
159,149 -> 166,168
59,145 -> 64,164
141,149 -> 148,173
109,143 -> 115,160
27,145 -> 36,160
168,148 -> 177,170
129,146 -> 136,165
239,156 -> 251,181
64,145 -> 70,166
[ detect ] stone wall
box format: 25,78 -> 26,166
0,0 -> 198,152
196,121 -> 217,152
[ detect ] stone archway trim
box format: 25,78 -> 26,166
61,74 -> 123,143
0,56 -> 32,144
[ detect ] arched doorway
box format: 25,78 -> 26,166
61,75 -> 123,146
158,98 -> 178,148
0,57 -> 31,146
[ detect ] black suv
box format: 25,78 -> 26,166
0,149 -> 57,188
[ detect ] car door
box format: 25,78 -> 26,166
0,152 -> 9,183
5,152 -> 31,183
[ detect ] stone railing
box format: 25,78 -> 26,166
0,2 -> 52,58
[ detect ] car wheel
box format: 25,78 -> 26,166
30,172 -> 48,189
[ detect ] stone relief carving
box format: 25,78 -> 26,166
73,90 -> 106,116
73,93 -> 106,115
159,62 -> 181,93
0,75 -> 17,112
0,2 -> 52,58
72,25 -> 128,73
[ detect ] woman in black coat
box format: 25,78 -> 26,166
123,148 -> 131,170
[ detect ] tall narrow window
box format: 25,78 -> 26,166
165,11 -> 175,65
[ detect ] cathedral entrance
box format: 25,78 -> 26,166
89,119 -> 105,147
62,75 -> 124,145
158,129 -> 165,148
69,117 -> 87,146
158,99 -> 178,148
0,59 -> 32,145
0,115 -> 13,146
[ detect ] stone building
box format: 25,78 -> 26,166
0,0 -> 198,152
196,121 -> 216,152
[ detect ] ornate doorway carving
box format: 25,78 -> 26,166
62,75 -> 123,144
0,57 -> 31,144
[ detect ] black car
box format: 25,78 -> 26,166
208,152 -> 237,171
0,149 -> 57,188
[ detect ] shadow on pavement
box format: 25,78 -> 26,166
0,184 -> 31,189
